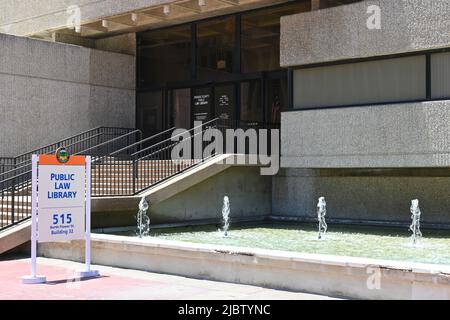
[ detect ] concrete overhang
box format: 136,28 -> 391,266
0,0 -> 292,40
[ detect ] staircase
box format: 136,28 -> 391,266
0,120 -> 218,231
1,118 -> 278,233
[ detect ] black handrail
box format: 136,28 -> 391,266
1,120 -> 280,230
76,130 -> 142,156
0,126 -> 141,231
109,127 -> 176,157
130,118 -> 219,158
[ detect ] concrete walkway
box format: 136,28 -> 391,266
0,256 -> 339,300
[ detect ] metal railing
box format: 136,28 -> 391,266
0,158 -> 15,175
0,127 -> 141,231
91,118 -> 279,197
1,120 -> 279,230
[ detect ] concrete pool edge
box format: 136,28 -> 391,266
38,234 -> 450,300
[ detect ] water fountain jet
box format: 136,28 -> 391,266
317,197 -> 327,240
222,196 -> 230,237
409,199 -> 422,245
136,197 -> 150,238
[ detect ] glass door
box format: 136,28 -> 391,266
265,75 -> 288,125
168,88 -> 191,129
137,91 -> 164,138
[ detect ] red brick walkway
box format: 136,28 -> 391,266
0,257 -> 337,300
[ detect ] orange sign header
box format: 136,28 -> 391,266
39,154 -> 86,166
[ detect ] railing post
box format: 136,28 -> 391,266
10,158 -> 17,225
132,158 -> 137,194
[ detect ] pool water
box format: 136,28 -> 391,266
111,222 -> 450,266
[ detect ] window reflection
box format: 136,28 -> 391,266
197,17 -> 235,79
138,25 -> 191,86
241,1 -> 311,73
240,81 -> 262,123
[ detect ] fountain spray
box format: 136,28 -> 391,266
222,196 -> 230,237
136,197 -> 150,238
317,197 -> 327,239
409,199 -> 422,244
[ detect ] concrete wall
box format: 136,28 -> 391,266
281,102 -> 450,168
151,166 -> 272,224
272,168 -> 450,225
0,33 -> 135,157
281,0 -> 450,67
39,234 -> 450,299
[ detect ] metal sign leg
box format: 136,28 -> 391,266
22,155 -> 46,284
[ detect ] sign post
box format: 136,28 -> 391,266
22,149 -> 98,284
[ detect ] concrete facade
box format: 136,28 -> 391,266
0,33 -> 135,157
281,0 -> 450,67
272,169 -> 450,225
274,0 -> 450,226
0,0 -> 176,36
280,102 -> 450,168
151,166 -> 271,224
0,0 -> 289,38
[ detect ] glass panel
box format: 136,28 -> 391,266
431,52 -> 450,99
240,81 -> 262,124
241,1 -> 311,73
138,25 -> 192,87
137,91 -> 164,137
169,88 -> 191,129
266,77 -> 288,124
294,55 -> 427,109
197,17 -> 235,80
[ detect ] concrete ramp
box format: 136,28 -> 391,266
0,221 -> 31,255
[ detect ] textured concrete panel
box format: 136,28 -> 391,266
281,0 -> 450,67
0,0 -> 174,35
0,34 -> 135,157
272,169 -> 450,225
150,166 -> 272,224
281,102 -> 450,168
0,0 -> 289,36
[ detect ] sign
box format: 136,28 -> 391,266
37,154 -> 86,242
193,93 -> 211,121
22,149 -> 98,284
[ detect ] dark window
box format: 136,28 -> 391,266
137,91 -> 164,137
294,55 -> 426,109
266,77 -> 288,124
138,25 -> 192,87
240,81 -> 262,123
168,88 -> 191,129
197,17 -> 235,80
241,1 -> 311,73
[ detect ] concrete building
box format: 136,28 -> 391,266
0,0 -> 449,230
